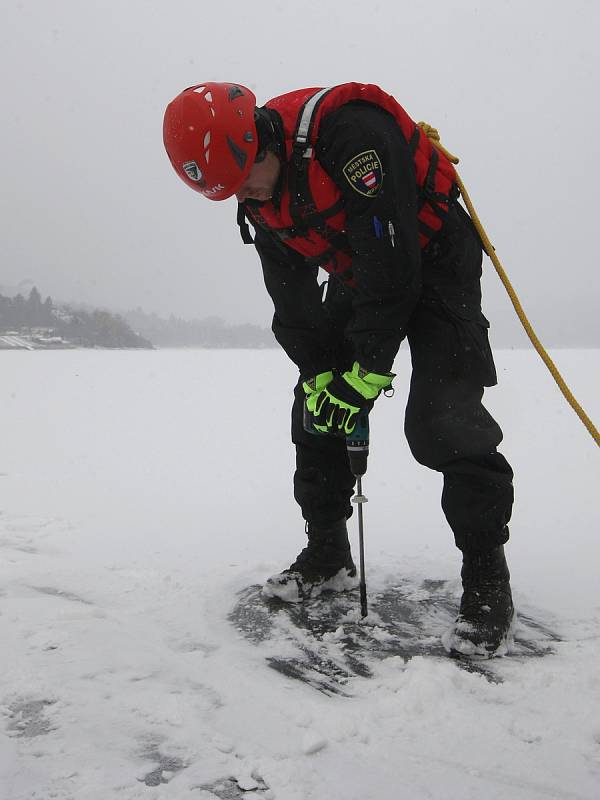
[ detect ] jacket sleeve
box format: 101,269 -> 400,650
316,102 -> 422,374
253,228 -> 339,376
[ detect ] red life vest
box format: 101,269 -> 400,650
242,83 -> 456,284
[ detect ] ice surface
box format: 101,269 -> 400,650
0,348 -> 599,799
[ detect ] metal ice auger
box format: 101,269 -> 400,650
345,411 -> 370,618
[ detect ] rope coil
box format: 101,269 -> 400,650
418,122 -> 599,447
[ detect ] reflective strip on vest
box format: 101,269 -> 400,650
295,87 -> 332,153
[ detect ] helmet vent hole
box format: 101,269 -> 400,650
203,131 -> 211,148
204,91 -> 213,103
210,108 -> 216,118
227,136 -> 247,171
193,86 -> 206,94
228,86 -> 244,101
205,149 -> 210,164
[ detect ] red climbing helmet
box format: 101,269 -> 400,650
163,82 -> 258,200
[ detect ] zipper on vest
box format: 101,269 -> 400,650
388,221 -> 395,248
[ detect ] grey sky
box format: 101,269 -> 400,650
1,0 -> 598,346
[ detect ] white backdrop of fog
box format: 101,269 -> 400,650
1,0 -> 598,347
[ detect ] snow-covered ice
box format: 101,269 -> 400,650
1,347 -> 599,799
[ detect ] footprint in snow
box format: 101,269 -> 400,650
6,698 -> 57,738
137,742 -> 186,786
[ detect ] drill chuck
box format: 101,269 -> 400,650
346,411 -> 369,477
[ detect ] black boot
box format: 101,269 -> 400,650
263,519 -> 357,602
444,545 -> 515,658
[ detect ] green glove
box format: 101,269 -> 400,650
303,362 -> 394,436
341,361 -> 395,401
302,370 -> 334,396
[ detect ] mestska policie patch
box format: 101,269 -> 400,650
342,150 -> 383,197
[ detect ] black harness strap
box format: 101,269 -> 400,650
418,218 -> 438,240
301,197 -> 345,228
418,146 -> 455,224
237,203 -> 255,244
408,125 -> 421,156
424,146 -> 439,200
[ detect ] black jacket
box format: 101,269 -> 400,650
248,102 -> 471,377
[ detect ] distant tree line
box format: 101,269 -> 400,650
0,286 -> 54,327
0,287 -> 276,349
123,307 -> 276,348
0,287 -> 152,348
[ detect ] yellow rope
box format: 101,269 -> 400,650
418,122 -> 599,447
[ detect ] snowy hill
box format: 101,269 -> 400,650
1,348 -> 599,799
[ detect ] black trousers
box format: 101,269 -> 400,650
291,204 -> 514,553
